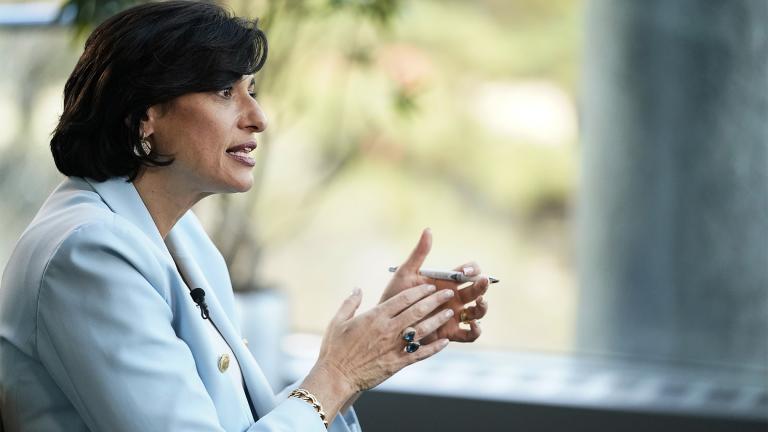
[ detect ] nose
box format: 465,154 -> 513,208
240,98 -> 268,133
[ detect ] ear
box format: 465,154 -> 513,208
140,105 -> 162,137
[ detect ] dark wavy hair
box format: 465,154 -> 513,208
50,0 -> 268,181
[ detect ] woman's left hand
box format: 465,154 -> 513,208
379,228 -> 490,344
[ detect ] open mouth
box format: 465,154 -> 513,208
226,142 -> 257,156
225,141 -> 257,166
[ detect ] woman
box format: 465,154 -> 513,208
0,1 -> 490,431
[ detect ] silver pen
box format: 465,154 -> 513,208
388,266 -> 499,284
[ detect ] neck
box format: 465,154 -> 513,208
132,169 -> 210,239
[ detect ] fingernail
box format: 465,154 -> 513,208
440,289 -> 454,299
443,309 -> 454,318
351,287 -> 361,296
462,266 -> 474,275
426,284 -> 437,292
440,339 -> 449,347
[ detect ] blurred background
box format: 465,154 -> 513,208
0,0 -> 766,431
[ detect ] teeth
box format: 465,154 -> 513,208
227,148 -> 252,155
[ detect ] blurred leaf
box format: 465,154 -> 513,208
393,87 -> 419,117
58,0 -> 146,39
327,0 -> 401,25
346,44 -> 374,66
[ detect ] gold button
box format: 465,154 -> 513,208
218,354 -> 230,373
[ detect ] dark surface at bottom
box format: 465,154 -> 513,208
354,391 -> 767,432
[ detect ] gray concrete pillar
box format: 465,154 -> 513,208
578,0 -> 768,371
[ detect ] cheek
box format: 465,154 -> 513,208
166,111 -> 232,160
180,108 -> 219,140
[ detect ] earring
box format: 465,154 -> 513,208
134,134 -> 152,156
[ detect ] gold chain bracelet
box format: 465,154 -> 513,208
288,388 -> 329,428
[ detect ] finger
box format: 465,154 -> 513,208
458,276 -> 489,304
452,261 -> 482,277
459,297 -> 488,322
333,287 -> 363,323
402,338 -> 450,362
413,308 -> 455,340
380,283 -> 437,318
397,228 -> 432,275
452,320 -> 482,343
394,288 -> 455,327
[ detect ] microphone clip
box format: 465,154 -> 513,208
190,287 -> 210,320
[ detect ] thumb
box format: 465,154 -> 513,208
333,287 -> 363,323
398,228 -> 432,274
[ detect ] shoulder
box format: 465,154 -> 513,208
13,178 -> 128,264
0,182 -> 170,353
21,218 -> 170,312
5,178 -> 171,303
47,218 -> 163,274
16,204 -> 163,288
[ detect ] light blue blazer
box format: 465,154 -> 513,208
0,177 -> 361,432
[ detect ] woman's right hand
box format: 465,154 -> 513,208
299,283 -> 456,422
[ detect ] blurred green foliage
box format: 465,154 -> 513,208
59,0 -> 141,38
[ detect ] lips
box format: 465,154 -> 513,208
225,141 -> 257,167
226,141 -> 257,155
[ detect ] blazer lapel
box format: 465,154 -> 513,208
165,229 -> 278,415
85,176 -> 279,415
83,177 -> 174,264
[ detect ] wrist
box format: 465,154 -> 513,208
289,388 -> 329,428
299,362 -> 357,425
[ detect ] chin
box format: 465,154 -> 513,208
227,175 -> 254,193
205,170 -> 254,195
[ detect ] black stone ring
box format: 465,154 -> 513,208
402,327 -> 417,342
404,341 -> 421,353
402,327 -> 420,353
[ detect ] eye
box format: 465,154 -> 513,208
217,87 -> 234,99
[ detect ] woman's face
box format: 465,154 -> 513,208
145,75 -> 267,195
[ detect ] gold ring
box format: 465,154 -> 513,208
460,309 -> 469,324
